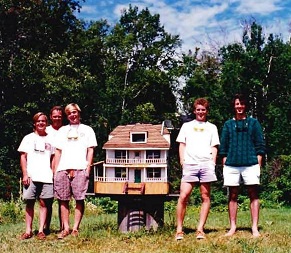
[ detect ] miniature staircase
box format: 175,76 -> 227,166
123,182 -> 145,194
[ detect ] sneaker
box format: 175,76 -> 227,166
71,230 -> 79,237
175,231 -> 184,240
196,231 -> 206,239
57,230 -> 70,239
37,232 -> 46,240
20,232 -> 33,240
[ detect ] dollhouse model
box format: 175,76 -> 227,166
94,123 -> 171,195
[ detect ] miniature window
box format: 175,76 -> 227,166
147,168 -> 161,178
115,168 -> 126,178
146,150 -> 160,159
131,132 -> 147,143
115,150 -> 126,159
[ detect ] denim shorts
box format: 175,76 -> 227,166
223,164 -> 260,186
181,161 -> 217,183
23,181 -> 54,200
54,170 -> 89,201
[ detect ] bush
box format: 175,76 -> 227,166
0,199 -> 23,224
261,155 -> 291,205
86,197 -> 118,214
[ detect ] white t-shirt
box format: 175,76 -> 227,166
176,120 -> 220,164
46,125 -> 59,151
18,132 -> 54,183
55,124 -> 97,171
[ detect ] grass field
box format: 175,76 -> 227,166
0,203 -> 290,253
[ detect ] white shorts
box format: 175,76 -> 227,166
223,164 -> 260,186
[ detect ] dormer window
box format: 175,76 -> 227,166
131,132 -> 147,143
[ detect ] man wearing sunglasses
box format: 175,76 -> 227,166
220,94 -> 265,238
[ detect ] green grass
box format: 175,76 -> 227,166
0,202 -> 291,253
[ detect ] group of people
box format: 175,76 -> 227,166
18,103 -> 97,240
175,94 -> 266,240
17,94 -> 265,241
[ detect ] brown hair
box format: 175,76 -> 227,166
32,112 -> 48,129
232,94 -> 248,110
193,98 -> 209,111
50,105 -> 63,116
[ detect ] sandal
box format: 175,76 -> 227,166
37,231 -> 46,240
20,232 -> 33,240
71,230 -> 79,237
57,230 -> 70,239
175,231 -> 184,240
196,230 -> 206,239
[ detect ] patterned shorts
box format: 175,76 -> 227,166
54,170 -> 89,201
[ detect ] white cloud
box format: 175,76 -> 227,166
235,0 -> 282,15
77,0 -> 291,53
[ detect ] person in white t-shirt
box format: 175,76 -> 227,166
54,103 -> 97,239
175,98 -> 220,240
18,112 -> 54,240
44,105 -> 63,234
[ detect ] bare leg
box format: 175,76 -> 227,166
58,200 -> 63,231
197,183 -> 211,232
72,200 -> 85,231
60,200 -> 70,232
225,186 -> 239,236
43,198 -> 53,233
25,199 -> 36,234
247,185 -> 260,237
38,198 -> 48,233
176,182 -> 194,233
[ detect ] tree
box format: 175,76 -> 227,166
104,5 -> 181,127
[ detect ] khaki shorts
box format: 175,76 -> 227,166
223,164 -> 260,186
54,170 -> 89,201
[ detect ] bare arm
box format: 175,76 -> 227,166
257,155 -> 263,167
86,147 -> 94,174
53,148 -> 62,173
179,142 -> 186,166
20,152 -> 30,186
211,145 -> 218,164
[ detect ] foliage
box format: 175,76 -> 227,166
0,199 -> 23,224
261,155 -> 291,205
87,197 -> 118,214
0,1 -> 290,208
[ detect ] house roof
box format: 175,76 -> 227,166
103,123 -> 170,150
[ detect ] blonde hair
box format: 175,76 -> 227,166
64,103 -> 81,115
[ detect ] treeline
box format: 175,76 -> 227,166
0,1 -> 290,205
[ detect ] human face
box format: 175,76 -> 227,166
67,109 -> 80,125
194,104 -> 208,122
34,115 -> 47,134
234,98 -> 246,118
50,110 -> 63,129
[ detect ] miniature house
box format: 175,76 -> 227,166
94,123 -> 171,196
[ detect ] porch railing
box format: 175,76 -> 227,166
106,158 -> 167,164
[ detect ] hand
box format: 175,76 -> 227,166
22,175 -> 30,187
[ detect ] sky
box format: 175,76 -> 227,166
75,0 -> 291,53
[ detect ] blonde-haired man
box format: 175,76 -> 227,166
54,103 -> 97,239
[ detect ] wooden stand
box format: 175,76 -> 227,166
116,196 -> 165,232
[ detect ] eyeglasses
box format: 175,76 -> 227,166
34,142 -> 45,152
67,128 -> 78,140
194,127 -> 205,132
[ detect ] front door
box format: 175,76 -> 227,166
134,169 -> 141,183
